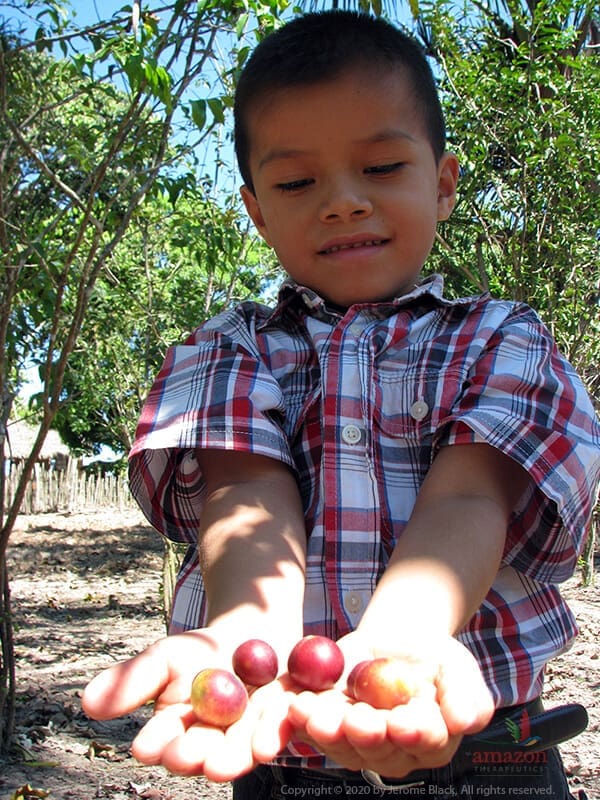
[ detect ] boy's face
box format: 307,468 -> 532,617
241,67 -> 458,308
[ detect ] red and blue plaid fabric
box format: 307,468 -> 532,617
129,275 -> 600,732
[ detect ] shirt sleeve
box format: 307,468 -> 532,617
128,306 -> 294,543
436,302 -> 600,584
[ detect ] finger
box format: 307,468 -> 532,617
343,702 -> 388,748
202,680 -> 290,781
82,645 -> 171,720
287,690 -> 362,770
343,702 -> 397,767
296,729 -> 365,772
304,691 -> 349,745
252,687 -> 295,763
160,723 -> 225,777
436,640 -> 494,735
131,703 -> 196,765
386,697 -> 448,750
202,717 -> 256,782
287,690 -> 321,729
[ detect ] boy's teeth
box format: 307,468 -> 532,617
326,240 -> 382,253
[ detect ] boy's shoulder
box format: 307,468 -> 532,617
408,278 -> 545,336
187,298 -> 276,345
434,282 -> 545,325
204,298 -> 275,329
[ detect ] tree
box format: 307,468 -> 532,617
421,0 -> 599,392
0,0 -> 288,751
51,185 -> 279,457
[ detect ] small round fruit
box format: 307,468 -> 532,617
350,657 -> 419,709
346,660 -> 371,697
287,635 -> 344,691
190,668 -> 248,727
232,639 -> 279,687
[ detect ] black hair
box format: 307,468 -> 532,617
234,10 -> 446,192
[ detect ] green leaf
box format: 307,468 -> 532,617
34,26 -> 48,52
237,45 -> 250,68
190,99 -> 207,131
72,53 -> 88,75
122,52 -> 144,92
236,12 -> 250,38
208,97 -> 225,124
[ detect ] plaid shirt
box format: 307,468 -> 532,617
130,275 -> 600,736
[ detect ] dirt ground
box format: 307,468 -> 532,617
1,509 -> 598,800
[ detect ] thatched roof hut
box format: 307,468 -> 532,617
5,418 -> 69,464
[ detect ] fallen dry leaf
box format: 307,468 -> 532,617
11,785 -> 51,800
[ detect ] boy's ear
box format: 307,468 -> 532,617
437,152 -> 460,221
240,185 -> 272,246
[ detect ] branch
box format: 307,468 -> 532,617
1,114 -> 103,231
11,1 -> 189,55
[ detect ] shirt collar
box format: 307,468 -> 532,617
260,274 -> 454,329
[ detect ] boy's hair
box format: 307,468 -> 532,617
234,10 -> 446,192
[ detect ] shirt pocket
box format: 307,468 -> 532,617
372,366 -> 465,442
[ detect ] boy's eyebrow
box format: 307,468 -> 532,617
362,128 -> 417,146
258,149 -> 314,170
258,129 -> 417,171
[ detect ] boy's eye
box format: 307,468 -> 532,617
276,178 -> 314,192
365,162 -> 405,176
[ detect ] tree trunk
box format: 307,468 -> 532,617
0,391 -> 15,753
0,555 -> 15,753
581,512 -> 597,587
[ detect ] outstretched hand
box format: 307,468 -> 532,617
83,627 -> 494,782
81,628 -> 295,782
287,631 -> 494,777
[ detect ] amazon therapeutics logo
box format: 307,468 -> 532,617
482,708 -> 542,748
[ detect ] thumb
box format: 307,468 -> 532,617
82,644 -> 170,720
82,630 -> 220,720
436,638 -> 494,736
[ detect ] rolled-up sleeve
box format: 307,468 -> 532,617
129,310 -> 293,543
436,304 -> 600,583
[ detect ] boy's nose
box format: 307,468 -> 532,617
319,178 -> 373,222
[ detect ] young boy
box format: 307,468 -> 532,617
83,11 -> 600,798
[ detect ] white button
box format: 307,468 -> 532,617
180,452 -> 198,474
409,399 -> 429,421
341,424 -> 362,445
344,591 -> 363,614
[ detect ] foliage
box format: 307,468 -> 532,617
0,0 -> 288,751
0,0 -> 288,533
51,187 -> 279,456
420,0 -> 600,402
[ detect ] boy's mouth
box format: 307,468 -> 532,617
318,238 -> 388,255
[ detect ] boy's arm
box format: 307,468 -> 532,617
289,442 -> 531,776
195,449 -> 307,657
358,441 -> 529,650
83,450 -> 307,781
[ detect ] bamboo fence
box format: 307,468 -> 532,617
4,457 -> 136,514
